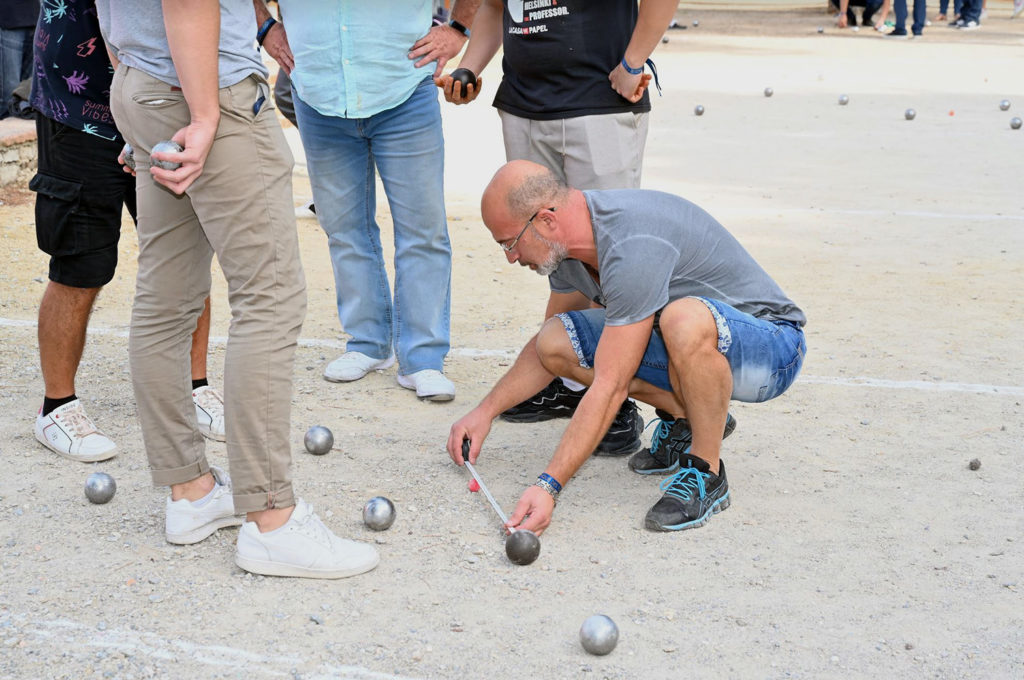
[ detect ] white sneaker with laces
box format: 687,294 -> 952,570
34,399 -> 117,462
235,498 -> 379,579
396,369 -> 455,402
165,466 -> 243,544
958,19 -> 979,29
323,351 -> 395,382
193,385 -> 226,441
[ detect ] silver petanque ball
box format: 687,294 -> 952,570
764,87 -> 774,97
504,529 -> 541,566
904,108 -> 916,120
694,104 -> 705,116
693,20 -> 699,27
122,143 -> 136,171
817,26 -> 824,33
303,425 -> 334,455
579,615 -> 619,656
1011,117 -> 1022,130
151,140 -> 183,170
999,99 -> 1010,111
838,94 -> 849,106
362,496 -> 396,531
84,472 -> 116,504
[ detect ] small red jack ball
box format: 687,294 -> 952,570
468,479 -> 480,492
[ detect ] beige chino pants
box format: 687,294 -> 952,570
110,66 -> 306,513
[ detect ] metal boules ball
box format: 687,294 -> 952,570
122,143 -> 136,171
817,26 -> 824,33
579,615 -> 619,656
449,68 -> 477,95
303,425 -> 334,455
504,529 -> 541,565
84,472 -> 116,504
838,94 -> 849,106
151,140 -> 183,170
693,20 -> 699,27
362,496 -> 396,531
904,108 -> 916,120
764,87 -> 773,97
999,99 -> 1010,111
1011,117 -> 1022,130
694,104 -> 705,116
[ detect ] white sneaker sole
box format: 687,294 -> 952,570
166,515 -> 245,545
35,430 -> 117,462
234,552 -> 380,579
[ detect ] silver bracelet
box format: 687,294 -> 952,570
534,478 -> 560,504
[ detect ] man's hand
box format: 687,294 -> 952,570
118,147 -> 136,177
507,485 -> 555,536
447,407 -> 494,465
149,119 -> 218,195
608,65 -> 652,104
262,22 -> 294,74
434,72 -> 484,104
409,24 -> 468,79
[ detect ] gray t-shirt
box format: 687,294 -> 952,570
549,190 -> 806,327
95,0 -> 266,89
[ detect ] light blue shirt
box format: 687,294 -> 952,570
283,1 -> 436,119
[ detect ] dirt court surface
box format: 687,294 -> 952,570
1,8 -> 1022,680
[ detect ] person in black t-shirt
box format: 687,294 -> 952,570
436,0 -> 677,455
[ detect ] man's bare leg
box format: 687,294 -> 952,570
190,296 -> 211,382
38,281 -> 101,399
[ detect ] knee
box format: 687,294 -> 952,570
659,299 -> 719,359
535,317 -> 578,375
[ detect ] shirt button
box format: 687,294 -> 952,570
341,25 -> 347,31
344,59 -> 350,65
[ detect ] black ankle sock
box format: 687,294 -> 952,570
192,378 -> 208,390
42,394 -> 77,417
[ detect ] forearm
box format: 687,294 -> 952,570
450,0 -> 481,28
544,379 -> 629,487
458,0 -> 502,74
163,0 -> 220,124
477,336 -> 557,419
252,0 -> 272,24
623,0 -> 678,68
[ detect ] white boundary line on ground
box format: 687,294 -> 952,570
787,208 -> 1024,221
2,317 -> 1021,397
4,612 -> 418,680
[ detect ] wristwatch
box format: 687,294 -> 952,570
449,19 -> 470,37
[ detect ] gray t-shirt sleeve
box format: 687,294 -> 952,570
601,234 -> 679,326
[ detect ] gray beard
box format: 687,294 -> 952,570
535,235 -> 568,277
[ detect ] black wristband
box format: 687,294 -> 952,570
449,19 -> 470,37
256,17 -> 277,46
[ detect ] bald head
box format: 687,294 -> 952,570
481,160 -> 569,231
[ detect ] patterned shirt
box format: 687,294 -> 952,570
31,0 -> 120,140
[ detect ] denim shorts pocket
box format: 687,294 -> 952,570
30,172 -> 82,256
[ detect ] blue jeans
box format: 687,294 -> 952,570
0,27 -> 33,119
939,0 -> 963,15
557,299 -> 806,403
893,0 -> 927,34
958,0 -> 982,21
294,77 -> 451,374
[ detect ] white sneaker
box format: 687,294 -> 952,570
958,20 -> 979,30
34,399 -> 117,462
323,351 -> 395,382
396,369 -> 455,402
193,385 -> 226,442
235,498 -> 379,579
165,466 -> 243,544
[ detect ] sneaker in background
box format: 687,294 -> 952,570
34,399 -> 117,462
629,411 -> 737,475
323,351 -> 395,382
592,399 -> 643,456
500,379 -> 583,422
235,498 -> 379,579
396,369 -> 455,402
193,385 -> 226,441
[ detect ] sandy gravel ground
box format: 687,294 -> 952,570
1,8 -> 1022,680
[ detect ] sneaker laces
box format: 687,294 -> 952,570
292,504 -> 334,548
58,403 -> 101,438
646,417 -> 673,455
659,466 -> 708,502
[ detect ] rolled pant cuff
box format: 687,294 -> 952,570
233,483 -> 296,514
151,458 -> 210,487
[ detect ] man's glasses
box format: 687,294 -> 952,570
500,207 -> 555,252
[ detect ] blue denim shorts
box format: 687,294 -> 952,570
556,298 -> 806,403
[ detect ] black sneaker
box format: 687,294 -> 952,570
592,399 -> 643,457
500,379 -> 583,422
628,410 -> 737,475
644,457 -> 730,531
